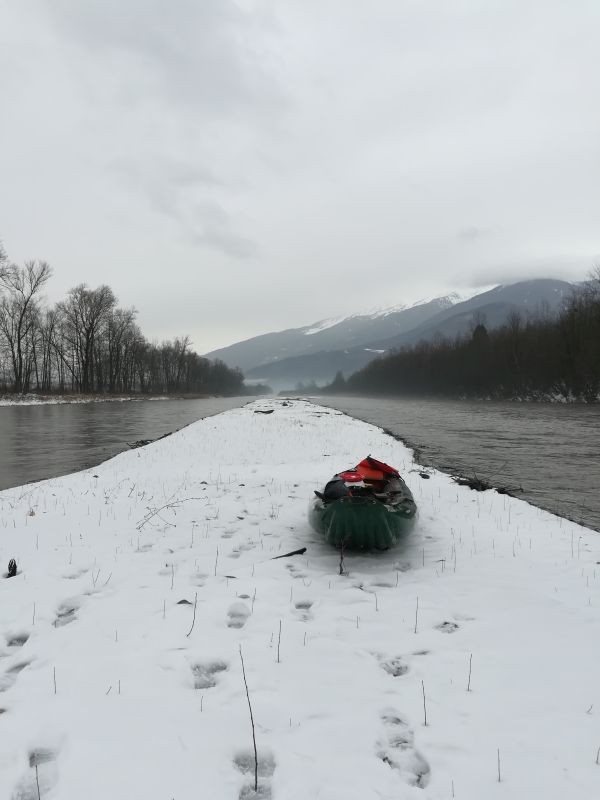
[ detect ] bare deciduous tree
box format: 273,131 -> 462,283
0,260 -> 52,393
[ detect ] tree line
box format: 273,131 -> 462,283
0,244 -> 248,397
327,272 -> 600,401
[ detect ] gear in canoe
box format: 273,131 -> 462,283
309,456 -> 417,551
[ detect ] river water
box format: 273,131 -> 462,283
1,395 -> 598,531
0,397 -> 249,491
318,395 -> 600,532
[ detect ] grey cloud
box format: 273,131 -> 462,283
458,227 -> 497,243
110,157 -> 257,257
195,228 -> 258,260
464,256 -> 595,288
45,0 -> 285,118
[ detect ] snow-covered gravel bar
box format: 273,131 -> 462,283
1,399 -> 598,800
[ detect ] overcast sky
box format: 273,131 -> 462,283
1,1 -> 599,352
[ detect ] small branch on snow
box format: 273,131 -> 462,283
135,496 -> 207,531
270,547 -> 307,560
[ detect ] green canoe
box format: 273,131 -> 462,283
309,486 -> 417,551
309,456 -> 417,551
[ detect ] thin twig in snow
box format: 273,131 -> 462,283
467,653 -> 473,692
414,596 -> 419,634
239,645 -> 258,792
186,593 -> 198,638
277,620 -> 282,663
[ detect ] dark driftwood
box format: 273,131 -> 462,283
7,559 -> 17,578
127,431 -> 173,449
271,547 -> 307,560
452,474 -> 521,497
254,409 -> 274,414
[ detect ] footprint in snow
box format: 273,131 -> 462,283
192,660 -> 229,689
11,747 -> 59,800
285,564 -> 307,580
6,632 -> 29,648
234,749 -> 276,800
0,660 -> 32,693
227,602 -> 251,629
377,709 -> 430,789
54,600 -> 80,627
294,599 -> 313,621
435,621 -> 459,633
229,541 -> 256,560
378,655 -> 408,677
62,568 -> 88,580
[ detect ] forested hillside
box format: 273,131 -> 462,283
336,274 -> 600,401
0,245 -> 244,396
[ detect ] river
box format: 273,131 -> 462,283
1,394 -> 598,532
318,395 -> 600,532
0,397 -> 249,491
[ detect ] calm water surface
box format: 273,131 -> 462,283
0,397 -> 248,491
319,396 -> 600,531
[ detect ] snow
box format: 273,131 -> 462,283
302,287 -> 499,336
0,394 -> 170,406
0,399 -> 598,800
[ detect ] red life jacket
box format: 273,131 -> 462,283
355,455 -> 399,482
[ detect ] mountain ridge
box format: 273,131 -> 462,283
207,279 -> 575,388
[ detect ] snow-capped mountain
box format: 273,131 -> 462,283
206,279 -> 574,388
206,294 -> 472,373
302,289 -> 491,337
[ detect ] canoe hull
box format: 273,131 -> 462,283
309,495 -> 416,551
